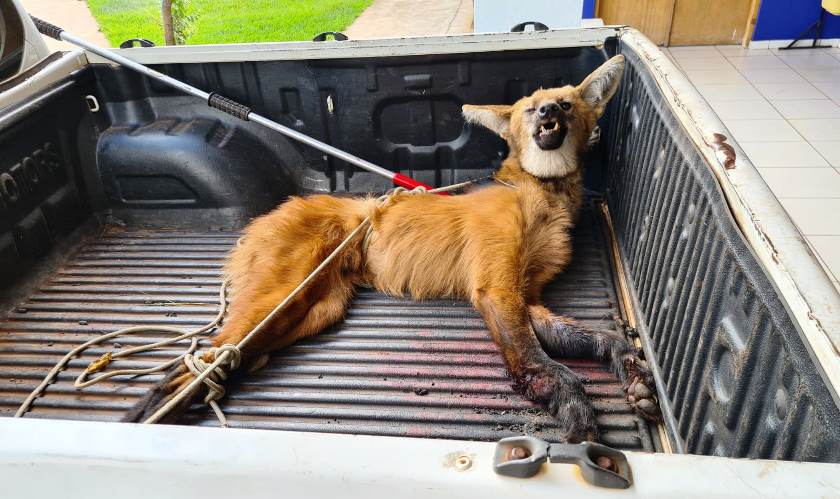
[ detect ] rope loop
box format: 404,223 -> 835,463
365,184 -> 439,255
374,184 -> 433,209
182,344 -> 241,428
183,344 -> 241,405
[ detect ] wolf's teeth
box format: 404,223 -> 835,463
540,125 -> 546,133
553,121 -> 560,130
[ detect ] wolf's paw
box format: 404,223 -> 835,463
622,356 -> 660,422
523,363 -> 599,443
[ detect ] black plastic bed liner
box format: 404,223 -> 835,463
0,203 -> 656,452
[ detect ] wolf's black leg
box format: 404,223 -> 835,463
529,305 -> 660,421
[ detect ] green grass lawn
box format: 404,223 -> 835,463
87,0 -> 372,46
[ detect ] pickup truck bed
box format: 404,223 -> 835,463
0,203 -> 657,452
2,26 -> 839,464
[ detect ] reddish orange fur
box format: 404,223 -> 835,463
127,56 -> 656,439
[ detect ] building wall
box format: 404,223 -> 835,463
753,0 -> 840,40
585,0 -> 839,42
583,0 -> 596,18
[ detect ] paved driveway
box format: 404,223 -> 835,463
345,0 -> 472,39
20,0 -> 109,51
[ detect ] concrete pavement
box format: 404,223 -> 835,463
344,0 -> 473,39
18,0 -> 109,52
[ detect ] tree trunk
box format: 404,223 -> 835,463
161,0 -> 175,46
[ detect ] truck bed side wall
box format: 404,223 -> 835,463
0,68 -> 95,292
605,42 -> 840,461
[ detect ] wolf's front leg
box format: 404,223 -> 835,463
472,288 -> 598,442
528,305 -> 660,421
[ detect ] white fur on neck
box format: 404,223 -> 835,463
520,139 -> 579,178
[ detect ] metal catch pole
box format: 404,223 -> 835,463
30,16 -> 436,192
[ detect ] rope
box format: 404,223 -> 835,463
14,281 -> 228,418
183,344 -> 241,427
15,180 -> 478,426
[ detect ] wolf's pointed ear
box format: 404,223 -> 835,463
577,55 -> 625,117
462,104 -> 513,137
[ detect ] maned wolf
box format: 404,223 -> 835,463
127,55 -> 659,443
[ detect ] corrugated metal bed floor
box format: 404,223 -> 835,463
0,203 -> 656,452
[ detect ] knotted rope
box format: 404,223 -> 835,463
183,344 -> 241,426
16,179 -> 479,426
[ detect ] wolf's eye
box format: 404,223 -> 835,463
525,107 -> 536,114
560,101 -> 572,111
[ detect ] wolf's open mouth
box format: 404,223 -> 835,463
533,119 -> 566,150
538,120 -> 561,135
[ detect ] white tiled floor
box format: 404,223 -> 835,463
667,45 -> 840,290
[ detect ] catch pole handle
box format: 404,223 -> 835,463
30,16 -> 64,40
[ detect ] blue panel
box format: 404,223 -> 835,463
753,0 -> 840,41
583,0 -> 596,18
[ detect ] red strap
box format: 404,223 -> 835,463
392,173 -> 449,195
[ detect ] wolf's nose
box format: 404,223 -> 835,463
538,103 -> 560,119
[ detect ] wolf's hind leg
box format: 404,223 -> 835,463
528,305 -> 660,421
123,271 -> 356,424
123,198 -> 363,424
